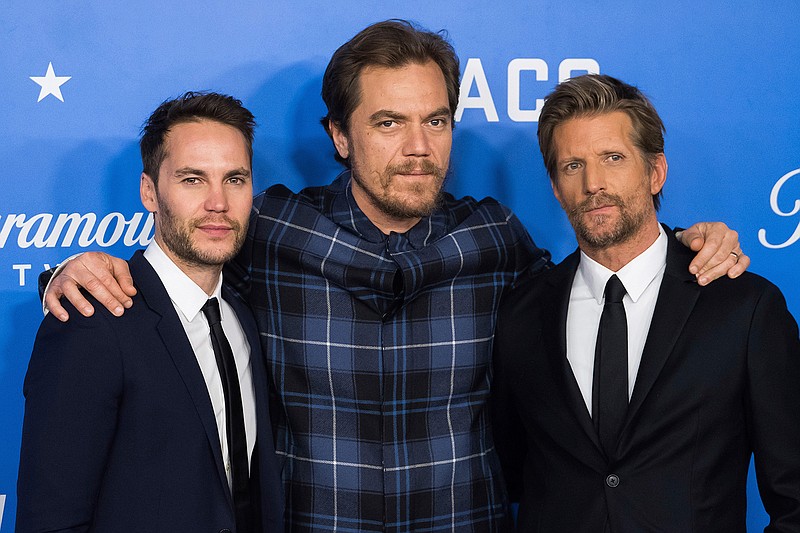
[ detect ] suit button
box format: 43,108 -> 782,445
219,529 -> 232,533
606,474 -> 620,487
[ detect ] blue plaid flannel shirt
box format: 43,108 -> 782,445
228,172 -> 551,532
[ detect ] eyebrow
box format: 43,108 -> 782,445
557,148 -> 627,165
368,106 -> 452,123
174,167 -> 207,177
173,167 -> 251,179
369,110 -> 406,122
225,167 -> 251,179
425,106 -> 452,121
557,156 -> 583,166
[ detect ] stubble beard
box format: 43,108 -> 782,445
352,158 -> 447,220
157,200 -> 247,268
566,191 -> 651,250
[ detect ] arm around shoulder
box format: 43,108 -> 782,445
43,251 -> 136,322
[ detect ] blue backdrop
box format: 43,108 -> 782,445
2,2 -> 799,530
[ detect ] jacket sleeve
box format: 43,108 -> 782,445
746,282 -> 800,531
16,302 -> 123,533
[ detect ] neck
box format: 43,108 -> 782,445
579,219 -> 661,272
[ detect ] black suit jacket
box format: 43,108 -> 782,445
17,250 -> 284,532
492,228 -> 800,532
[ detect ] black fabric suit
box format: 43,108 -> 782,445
492,228 -> 800,532
17,250 -> 284,532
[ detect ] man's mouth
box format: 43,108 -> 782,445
586,204 -> 616,214
196,221 -> 236,238
579,195 -> 620,215
397,169 -> 433,177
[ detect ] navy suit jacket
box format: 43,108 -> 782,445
17,250 -> 284,532
492,228 -> 800,532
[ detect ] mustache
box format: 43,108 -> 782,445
569,192 -> 625,216
387,158 -> 444,179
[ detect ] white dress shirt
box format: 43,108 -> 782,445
566,225 -> 668,416
144,241 -> 256,488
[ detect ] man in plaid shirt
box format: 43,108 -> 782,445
46,20 -> 748,533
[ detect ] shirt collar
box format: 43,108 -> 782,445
328,171 -> 450,248
578,225 -> 668,304
143,240 -> 223,322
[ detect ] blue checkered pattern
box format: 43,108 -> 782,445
228,172 -> 551,532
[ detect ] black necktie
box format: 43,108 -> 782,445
202,297 -> 252,531
592,275 -> 628,458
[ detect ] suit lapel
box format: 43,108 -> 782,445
129,251 -> 231,496
622,229 -> 700,436
544,251 -> 605,459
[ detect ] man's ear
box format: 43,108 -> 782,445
650,153 -> 668,195
328,120 -> 350,160
140,173 -> 158,212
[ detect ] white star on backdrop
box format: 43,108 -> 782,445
30,62 -> 72,102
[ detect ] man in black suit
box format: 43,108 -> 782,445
17,92 -> 283,532
492,74 -> 800,532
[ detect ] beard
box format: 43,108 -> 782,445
352,158 -> 447,220
157,200 -> 247,268
565,191 -> 651,249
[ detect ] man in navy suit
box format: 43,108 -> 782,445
492,74 -> 800,532
17,92 -> 283,532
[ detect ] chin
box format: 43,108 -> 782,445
398,200 -> 439,218
191,241 -> 239,264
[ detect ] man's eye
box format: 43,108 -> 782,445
380,120 -> 395,128
183,177 -> 200,184
608,154 -> 623,162
430,118 -> 445,127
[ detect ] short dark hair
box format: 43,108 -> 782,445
320,19 -> 460,167
538,74 -> 665,210
140,91 -> 256,180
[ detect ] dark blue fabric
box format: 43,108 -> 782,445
227,172 -> 551,532
17,250 -> 284,532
